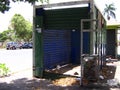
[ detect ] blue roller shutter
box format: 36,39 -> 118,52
43,30 -> 71,69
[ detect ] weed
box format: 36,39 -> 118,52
0,63 -> 10,77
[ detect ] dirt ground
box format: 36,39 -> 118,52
0,61 -> 120,90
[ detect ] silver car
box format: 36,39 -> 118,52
6,42 -> 22,50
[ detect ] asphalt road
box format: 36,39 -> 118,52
0,49 -> 32,73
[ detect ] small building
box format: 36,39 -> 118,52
106,21 -> 120,58
33,0 -> 106,80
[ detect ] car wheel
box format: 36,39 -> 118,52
20,46 -> 22,49
12,46 -> 16,50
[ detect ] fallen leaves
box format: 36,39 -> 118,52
52,77 -> 79,86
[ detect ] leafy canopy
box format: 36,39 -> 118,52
103,3 -> 116,20
11,14 -> 32,41
0,14 -> 32,42
0,0 -> 48,13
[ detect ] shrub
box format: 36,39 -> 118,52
0,63 -> 10,77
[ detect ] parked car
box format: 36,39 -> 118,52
28,42 -> 33,48
22,42 -> 33,49
6,42 -> 22,50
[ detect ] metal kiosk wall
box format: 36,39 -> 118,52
33,0 -> 106,81
80,5 -> 106,86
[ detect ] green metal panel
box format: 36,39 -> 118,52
33,16 -> 44,77
44,7 -> 90,30
107,25 -> 120,30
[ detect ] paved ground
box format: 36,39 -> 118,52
0,49 -> 32,73
0,49 -> 120,90
0,61 -> 120,90
113,62 -> 120,81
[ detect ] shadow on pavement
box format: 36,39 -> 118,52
0,61 -> 120,90
0,77 -> 120,90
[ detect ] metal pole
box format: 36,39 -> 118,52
80,20 -> 83,86
90,0 -> 95,55
33,4 -> 36,77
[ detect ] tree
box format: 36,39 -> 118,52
103,3 -> 116,20
0,30 -> 14,41
0,0 -> 48,13
10,14 -> 32,41
24,21 -> 33,41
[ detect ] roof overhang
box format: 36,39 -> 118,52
107,25 -> 120,30
35,0 -> 90,8
107,21 -> 120,30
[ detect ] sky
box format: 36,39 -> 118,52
0,2 -> 33,32
0,0 -> 120,32
95,0 -> 120,22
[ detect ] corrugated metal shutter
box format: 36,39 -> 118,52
44,7 -> 90,30
71,30 -> 80,64
83,32 -> 90,54
43,30 -> 71,69
106,30 -> 116,58
71,31 -> 90,64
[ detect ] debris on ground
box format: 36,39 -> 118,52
107,78 -> 120,87
52,77 -> 79,86
100,65 -> 116,80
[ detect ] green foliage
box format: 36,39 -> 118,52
0,30 -> 14,41
0,14 -> 32,42
24,21 -> 33,41
12,0 -> 49,4
103,3 -> 116,20
0,63 -> 10,77
11,14 -> 32,41
0,0 -> 10,13
0,0 -> 49,13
